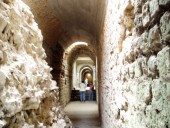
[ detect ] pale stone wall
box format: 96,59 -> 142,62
60,54 -> 71,107
0,0 -> 72,127
99,0 -> 170,128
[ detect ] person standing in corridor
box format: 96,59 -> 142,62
84,78 -> 88,87
89,82 -> 94,101
79,81 -> 86,102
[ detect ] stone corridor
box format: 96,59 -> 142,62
0,0 -> 170,128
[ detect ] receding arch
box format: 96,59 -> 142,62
79,65 -> 94,85
58,41 -> 97,106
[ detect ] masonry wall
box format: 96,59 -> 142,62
0,0 -> 72,127
60,52 -> 71,107
99,0 -> 170,128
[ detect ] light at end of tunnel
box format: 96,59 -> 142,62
87,73 -> 91,77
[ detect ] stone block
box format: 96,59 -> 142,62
24,124 -> 35,128
148,25 -> 162,52
159,0 -> 170,6
166,82 -> 170,101
157,46 -> 170,82
152,79 -> 165,101
124,16 -> 134,29
137,81 -> 152,105
0,1 -> 10,10
149,26 -> 159,41
134,14 -> 144,35
0,70 -> 6,92
149,0 -> 160,18
160,12 -> 170,42
10,7 -> 22,24
23,96 -> 40,110
0,14 -> 8,33
123,37 -> 139,63
128,63 -> 135,78
0,120 -> 7,128
146,102 -> 168,127
13,31 -> 23,49
142,2 -> 150,27
134,60 -> 142,77
134,0 -> 143,14
0,51 -> 4,64
140,56 -> 148,76
147,55 -> 158,77
0,86 -> 22,117
137,32 -> 151,56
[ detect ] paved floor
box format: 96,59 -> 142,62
64,101 -> 101,128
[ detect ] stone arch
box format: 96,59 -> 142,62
79,65 -> 94,85
58,41 -> 96,106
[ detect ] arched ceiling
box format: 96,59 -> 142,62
80,66 -> 93,73
67,45 -> 96,66
23,0 -> 107,49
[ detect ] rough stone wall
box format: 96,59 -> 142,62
60,52 -> 71,107
42,42 -> 69,107
47,43 -> 70,107
99,0 -> 170,128
0,0 -> 72,127
42,41 -> 53,66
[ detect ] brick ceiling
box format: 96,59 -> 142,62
23,0 -> 107,50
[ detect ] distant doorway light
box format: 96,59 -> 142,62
87,73 -> 91,77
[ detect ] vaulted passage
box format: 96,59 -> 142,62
0,0 -> 170,128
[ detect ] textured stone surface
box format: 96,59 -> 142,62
147,55 -> 158,78
148,25 -> 162,52
160,11 -> 170,42
149,0 -> 160,18
157,46 -> 170,82
142,1 -> 150,27
99,0 -> 170,128
0,0 -> 72,127
159,0 -> 170,6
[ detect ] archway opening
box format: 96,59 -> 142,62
56,41 -> 97,106
82,72 -> 93,86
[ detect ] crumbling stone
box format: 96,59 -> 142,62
0,0 -> 72,127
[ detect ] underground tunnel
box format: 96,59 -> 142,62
0,0 -> 170,128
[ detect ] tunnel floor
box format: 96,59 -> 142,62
64,101 -> 101,128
